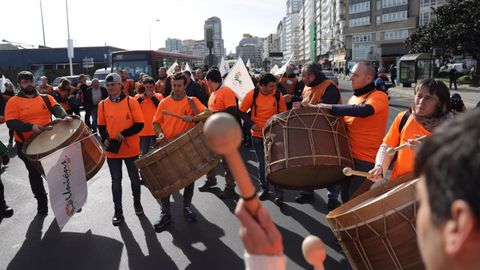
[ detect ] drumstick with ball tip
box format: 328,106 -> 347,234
343,167 -> 373,178
302,235 -> 327,270
386,135 -> 428,156
162,110 -> 185,120
203,113 -> 261,216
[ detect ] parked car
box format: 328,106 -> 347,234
51,75 -> 92,88
322,70 -> 339,85
439,63 -> 466,76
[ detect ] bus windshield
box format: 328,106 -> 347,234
112,61 -> 150,81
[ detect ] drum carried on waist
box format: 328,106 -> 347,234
263,107 -> 353,190
135,123 -> 220,199
22,115 -> 105,181
327,175 -> 423,270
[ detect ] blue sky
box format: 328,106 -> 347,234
1,0 -> 285,53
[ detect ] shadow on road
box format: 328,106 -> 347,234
7,215 -> 123,270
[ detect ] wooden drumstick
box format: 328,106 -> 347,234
203,113 -> 261,216
387,135 -> 428,156
302,235 -> 326,270
162,110 -> 185,120
343,167 -> 373,178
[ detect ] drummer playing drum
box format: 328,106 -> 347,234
152,72 -> 212,231
5,71 -> 71,216
368,79 -> 452,182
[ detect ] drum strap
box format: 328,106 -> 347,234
391,110 -> 412,165
187,97 -> 199,116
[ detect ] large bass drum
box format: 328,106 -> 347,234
263,107 -> 353,190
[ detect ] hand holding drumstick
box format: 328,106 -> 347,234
204,113 -> 326,269
387,135 -> 428,156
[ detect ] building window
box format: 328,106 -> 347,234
349,17 -> 371,27
420,10 -> 430,26
376,16 -> 381,25
349,1 -> 370,14
384,29 -> 409,40
376,0 -> 382,10
352,33 -> 372,43
382,0 -> 408,8
382,11 -> 408,23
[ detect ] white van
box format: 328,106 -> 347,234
93,67 -> 111,87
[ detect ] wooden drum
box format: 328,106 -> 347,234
23,115 -> 105,181
135,123 -> 220,198
326,175 -> 423,270
263,107 -> 354,190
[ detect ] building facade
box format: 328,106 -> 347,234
204,17 -> 225,60
419,0 -> 445,26
345,0 -> 419,69
165,38 -> 182,52
236,34 -> 264,67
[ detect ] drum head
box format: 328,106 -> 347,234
25,118 -> 82,155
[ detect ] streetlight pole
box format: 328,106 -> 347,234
65,0 -> 73,76
149,19 -> 160,50
39,0 -> 46,47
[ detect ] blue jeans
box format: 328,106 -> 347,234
252,137 -> 283,197
107,156 -> 141,209
89,105 -> 98,132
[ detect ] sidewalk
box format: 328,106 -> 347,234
389,83 -> 480,109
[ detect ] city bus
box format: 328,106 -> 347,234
111,50 -> 203,81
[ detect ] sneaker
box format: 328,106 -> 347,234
327,198 -> 341,211
273,196 -> 284,206
218,188 -> 235,199
258,190 -> 269,201
0,205 -> 14,218
134,201 -> 144,215
183,206 -> 197,222
112,208 -> 124,226
198,180 -> 217,192
294,193 -> 314,204
1,154 -> 9,166
154,212 -> 171,231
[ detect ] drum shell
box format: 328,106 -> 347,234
22,115 -> 106,181
135,123 -> 220,199
326,175 -> 424,270
264,107 -> 354,190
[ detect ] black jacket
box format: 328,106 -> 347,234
85,86 -> 108,107
186,81 -> 208,106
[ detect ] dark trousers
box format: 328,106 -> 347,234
206,157 -> 235,189
252,137 -> 283,197
8,129 -> 13,144
106,156 -> 141,209
159,182 -> 194,215
300,184 -> 341,200
450,79 -> 457,90
16,142 -> 47,203
341,158 -> 375,203
140,136 -> 156,157
84,107 -> 91,127
0,171 -> 5,208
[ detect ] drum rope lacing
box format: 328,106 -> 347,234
331,182 -> 418,270
264,108 -> 350,170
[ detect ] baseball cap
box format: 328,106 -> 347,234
105,73 -> 122,83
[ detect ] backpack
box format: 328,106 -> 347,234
391,110 -> 411,165
251,87 -> 281,117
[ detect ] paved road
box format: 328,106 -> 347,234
0,86 -> 413,270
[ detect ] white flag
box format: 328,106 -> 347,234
219,57 -> 229,77
167,61 -> 179,76
40,141 -> 87,229
223,57 -> 254,100
269,64 -> 279,74
246,59 -> 252,69
275,54 -> 294,76
183,63 -> 195,81
0,75 -> 5,93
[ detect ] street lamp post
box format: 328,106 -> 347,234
39,0 -> 46,47
65,0 -> 73,76
149,19 -> 160,50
